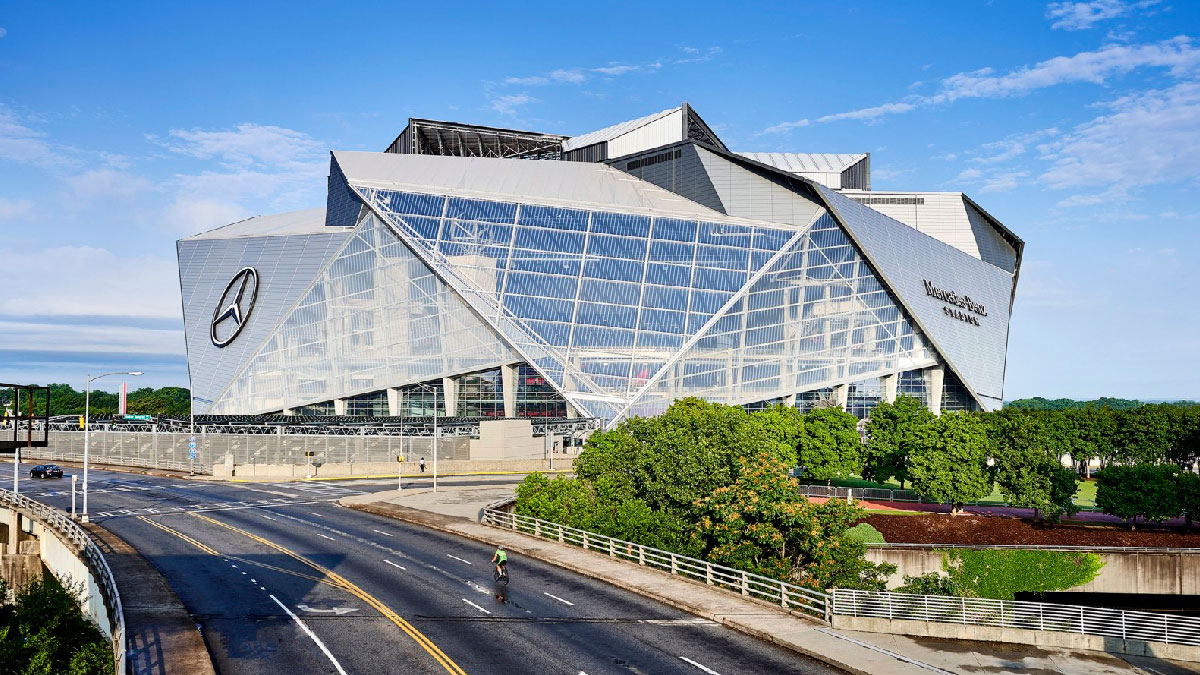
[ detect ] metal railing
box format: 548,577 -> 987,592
867,542 -> 1200,554
0,488 -> 125,674
832,589 -> 1200,647
479,508 -> 829,618
796,484 -> 1098,511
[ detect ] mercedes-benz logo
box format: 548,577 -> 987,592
210,267 -> 259,348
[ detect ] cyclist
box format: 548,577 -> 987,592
491,545 -> 508,580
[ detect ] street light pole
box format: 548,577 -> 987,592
81,370 -> 142,522
432,386 -> 439,493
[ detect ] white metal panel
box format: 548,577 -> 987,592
562,107 -> 678,151
183,208 -> 330,241
606,109 -> 684,159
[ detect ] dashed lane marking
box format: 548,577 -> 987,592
384,560 -> 407,571
462,599 -> 491,615
679,657 -> 722,675
446,554 -> 472,565
542,592 -> 574,606
316,533 -> 335,541
372,529 -> 393,537
270,595 -> 349,675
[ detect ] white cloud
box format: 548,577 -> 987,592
489,94 -> 537,116
971,128 -> 1060,164
504,76 -> 548,86
65,168 -> 153,203
592,64 -> 641,76
978,170 -> 1028,193
955,167 -> 983,181
1040,82 -> 1200,201
817,101 -> 917,123
164,123 -> 323,170
0,246 -> 180,319
674,46 -> 721,64
1046,0 -> 1162,31
815,36 -> 1200,123
0,197 -> 32,220
758,119 -> 810,135
0,104 -> 71,168
550,69 -> 585,84
0,28 -> 6,38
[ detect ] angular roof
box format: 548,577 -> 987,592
183,208 -> 332,241
562,107 -> 678,151
332,150 -> 765,223
736,152 -> 867,174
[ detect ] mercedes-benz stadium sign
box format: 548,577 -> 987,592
923,279 -> 986,326
210,267 -> 259,347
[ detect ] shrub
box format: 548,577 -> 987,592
844,523 -> 885,545
943,549 -> 1104,600
0,576 -> 113,675
896,572 -> 972,597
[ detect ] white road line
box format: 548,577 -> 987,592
542,592 -> 574,606
261,515 -> 276,521
311,512 -> 322,517
679,656 -> 722,675
384,560 -> 406,570
270,595 -> 349,675
447,554 -> 472,565
640,618 -> 716,625
251,579 -> 257,584
372,529 -> 393,537
316,533 -> 335,541
462,598 -> 491,615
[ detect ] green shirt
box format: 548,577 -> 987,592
495,549 -> 507,563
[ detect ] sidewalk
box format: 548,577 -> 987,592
342,486 -> 1200,675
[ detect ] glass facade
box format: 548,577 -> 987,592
896,369 -> 930,407
399,381 -> 445,417
361,189 -> 939,423
845,377 -> 883,418
516,365 -> 567,417
941,370 -> 978,412
345,390 -> 388,416
456,369 -> 505,418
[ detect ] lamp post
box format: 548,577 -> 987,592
400,382 -> 442,493
82,370 -> 142,522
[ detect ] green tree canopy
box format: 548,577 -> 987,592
908,411 -> 992,512
796,406 -> 863,482
863,395 -> 933,488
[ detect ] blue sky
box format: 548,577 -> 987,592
1,0 -> 1198,400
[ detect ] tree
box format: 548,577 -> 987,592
797,406 -> 863,482
1178,472 -> 1200,528
1094,464 -> 1182,526
864,395 -> 933,488
988,410 -> 1079,522
1113,405 -> 1172,464
908,412 -> 992,514
744,404 -> 804,468
691,453 -> 894,590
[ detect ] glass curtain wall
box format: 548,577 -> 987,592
516,365 -> 567,417
345,390 -> 388,416
456,369 -> 504,417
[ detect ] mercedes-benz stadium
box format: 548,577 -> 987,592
177,102 -> 1022,428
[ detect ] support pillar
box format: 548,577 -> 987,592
386,387 -> 402,417
565,401 -> 578,419
442,377 -> 458,417
334,398 -> 347,416
833,384 -> 848,409
501,364 -> 517,419
927,366 -> 944,416
881,374 -> 898,404
783,393 -> 797,408
282,408 -> 294,416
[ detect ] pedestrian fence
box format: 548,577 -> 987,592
478,508 -> 830,619
0,488 -> 125,674
480,507 -> 1199,647
831,588 -> 1200,647
796,484 -> 1098,511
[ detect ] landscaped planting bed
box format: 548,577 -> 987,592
862,513 -> 1200,547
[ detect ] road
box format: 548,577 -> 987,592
16,469 -> 840,675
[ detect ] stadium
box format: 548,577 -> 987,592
177,103 -> 1022,429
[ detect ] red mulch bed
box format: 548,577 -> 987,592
862,513 -> 1200,548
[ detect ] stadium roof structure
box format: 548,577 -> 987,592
179,100 -> 1022,426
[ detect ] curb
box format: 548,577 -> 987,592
229,468 -> 574,483
342,499 -> 891,675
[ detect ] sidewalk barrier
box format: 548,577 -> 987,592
831,588 -> 1200,647
0,488 -> 125,674
479,507 -> 829,619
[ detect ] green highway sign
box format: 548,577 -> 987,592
123,414 -> 153,421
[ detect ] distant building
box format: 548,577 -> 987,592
177,102 -> 1022,427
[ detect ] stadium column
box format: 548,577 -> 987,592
833,383 -> 849,409
386,387 -> 402,417
783,393 -> 797,407
927,366 -> 944,415
881,374 -> 898,404
442,377 -> 458,417
334,398 -> 347,416
501,364 -> 517,419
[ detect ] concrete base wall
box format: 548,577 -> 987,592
830,614 -> 1200,663
866,547 -> 1200,594
216,457 -> 576,479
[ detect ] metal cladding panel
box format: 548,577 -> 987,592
692,145 -> 825,228
965,201 -> 1018,273
562,107 -> 678,151
615,146 -> 724,212
178,229 -> 352,412
816,185 -> 1015,404
606,109 -> 684,159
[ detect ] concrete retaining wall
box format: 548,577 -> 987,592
866,547 -> 1200,594
218,457 -> 576,479
830,614 -> 1200,663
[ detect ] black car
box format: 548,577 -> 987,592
30,464 -> 63,479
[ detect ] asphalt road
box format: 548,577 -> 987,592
15,469 -> 840,675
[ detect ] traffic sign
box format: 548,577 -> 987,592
124,414 -> 153,421
188,448 -> 197,460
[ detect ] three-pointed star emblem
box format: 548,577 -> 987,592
210,267 -> 259,347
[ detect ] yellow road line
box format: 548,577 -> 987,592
138,516 -> 336,587
189,512 -> 467,675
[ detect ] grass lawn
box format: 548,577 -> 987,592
814,475 -> 1099,506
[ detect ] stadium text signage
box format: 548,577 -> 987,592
923,280 -> 986,327
211,267 -> 259,347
